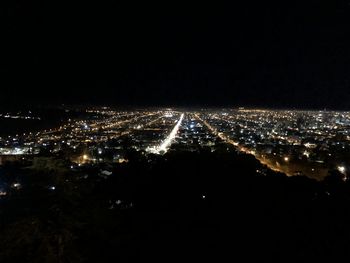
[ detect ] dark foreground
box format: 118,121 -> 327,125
0,149 -> 349,262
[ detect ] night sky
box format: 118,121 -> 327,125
2,1 -> 350,109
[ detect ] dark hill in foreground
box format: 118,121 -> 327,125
0,149 -> 349,262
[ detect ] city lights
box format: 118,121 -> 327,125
1,108 -> 350,181
338,166 -> 346,174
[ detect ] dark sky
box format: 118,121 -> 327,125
2,1 -> 350,109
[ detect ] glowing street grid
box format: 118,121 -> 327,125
1,108 -> 350,180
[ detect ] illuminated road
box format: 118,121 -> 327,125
98,113 -> 157,130
147,113 -> 184,154
194,113 -> 296,176
194,114 -> 240,147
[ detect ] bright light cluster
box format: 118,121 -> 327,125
147,113 -> 184,154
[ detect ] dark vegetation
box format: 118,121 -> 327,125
0,148 -> 350,262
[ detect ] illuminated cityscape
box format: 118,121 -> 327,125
3,0 -> 350,261
1,107 -> 350,182
3,107 -> 350,262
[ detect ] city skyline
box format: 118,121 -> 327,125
1,106 -> 350,181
